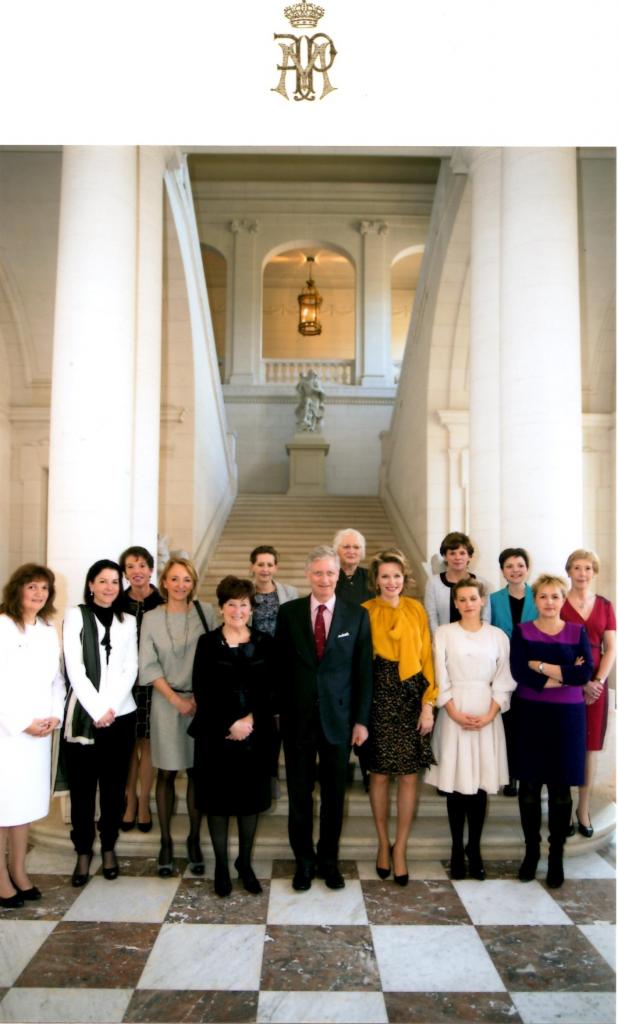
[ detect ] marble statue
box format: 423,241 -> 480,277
295,370 -> 325,433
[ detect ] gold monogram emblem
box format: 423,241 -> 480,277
272,2 -> 337,102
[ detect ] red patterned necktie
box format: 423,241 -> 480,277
314,604 -> 326,661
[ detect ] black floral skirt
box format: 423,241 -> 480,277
368,656 -> 436,775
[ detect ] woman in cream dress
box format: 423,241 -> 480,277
426,578 -> 515,880
0,564 -> 65,908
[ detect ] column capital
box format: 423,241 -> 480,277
358,219 -> 389,237
229,218 -> 260,235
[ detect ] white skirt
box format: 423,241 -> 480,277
424,679 -> 509,795
0,732 -> 52,826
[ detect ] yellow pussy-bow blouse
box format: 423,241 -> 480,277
362,596 -> 438,705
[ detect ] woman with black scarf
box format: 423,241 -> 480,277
62,560 -> 137,887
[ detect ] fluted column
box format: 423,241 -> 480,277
48,146 -> 164,606
358,220 -> 392,386
467,148 -> 502,586
500,148 -> 583,574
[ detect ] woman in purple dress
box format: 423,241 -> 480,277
510,574 -> 592,889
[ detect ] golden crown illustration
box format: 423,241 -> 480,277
283,1 -> 325,28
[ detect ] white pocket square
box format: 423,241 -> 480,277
337,632 -> 350,638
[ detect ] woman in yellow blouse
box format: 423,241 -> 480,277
363,550 -> 436,885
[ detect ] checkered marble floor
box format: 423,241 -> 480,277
0,841 -> 614,1024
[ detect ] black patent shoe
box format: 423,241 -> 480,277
234,857 -> 262,894
102,851 -> 119,880
72,853 -> 93,888
0,891 -> 24,909
187,837 -> 205,876
576,811 -> 594,838
12,881 -> 42,901
157,842 -> 174,877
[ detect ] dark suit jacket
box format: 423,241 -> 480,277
275,595 -> 373,746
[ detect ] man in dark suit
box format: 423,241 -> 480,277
275,545 -> 373,891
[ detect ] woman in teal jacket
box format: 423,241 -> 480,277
490,548 -> 536,796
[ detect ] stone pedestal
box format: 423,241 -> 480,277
286,434 -> 330,496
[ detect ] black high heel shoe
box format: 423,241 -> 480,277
576,810 -> 594,838
187,837 -> 205,876
234,857 -> 262,894
102,851 -> 119,881
137,812 -> 153,834
392,845 -> 408,886
375,844 -> 392,880
0,891 -> 24,909
72,852 -> 93,888
157,841 -> 174,878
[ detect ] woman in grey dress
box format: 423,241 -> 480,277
139,557 -> 217,877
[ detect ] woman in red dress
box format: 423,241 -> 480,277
561,549 -> 616,837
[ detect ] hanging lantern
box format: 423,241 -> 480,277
298,255 -> 322,336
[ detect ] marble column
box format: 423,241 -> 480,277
48,146 -> 162,606
131,147 -> 166,562
467,148 -> 502,587
500,148 -> 583,574
228,218 -> 260,385
358,220 -> 392,386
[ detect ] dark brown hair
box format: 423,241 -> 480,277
439,532 -> 474,558
119,546 -> 155,573
0,563 -> 57,627
250,545 -> 278,565
83,560 -> 125,621
216,576 -> 256,608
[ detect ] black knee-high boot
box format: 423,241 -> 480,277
546,785 -> 572,889
207,814 -> 232,897
446,792 -> 467,879
465,790 -> 487,879
518,781 -> 542,881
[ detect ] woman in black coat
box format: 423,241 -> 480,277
190,576 -> 274,897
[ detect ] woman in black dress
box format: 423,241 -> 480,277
190,576 -> 274,897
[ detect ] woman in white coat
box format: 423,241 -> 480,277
0,564 -> 65,908
63,560 -> 137,887
425,578 -> 515,880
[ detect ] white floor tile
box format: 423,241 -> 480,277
511,991 -> 616,1024
63,876 -> 180,923
137,922 -> 265,990
267,879 -> 368,925
578,924 -> 616,969
0,988 -> 132,1023
25,848 -> 102,876
257,991 -> 388,1023
356,860 -> 448,880
371,924 -> 505,992
452,879 -> 572,925
0,922 -> 57,987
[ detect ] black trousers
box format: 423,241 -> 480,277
65,711 -> 136,854
283,706 -> 350,867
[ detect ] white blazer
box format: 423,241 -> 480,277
63,607 -> 138,722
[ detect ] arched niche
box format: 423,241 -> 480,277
261,242 -> 356,375
200,243 -> 227,378
391,246 -> 424,369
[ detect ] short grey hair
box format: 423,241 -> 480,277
305,545 -> 340,571
332,528 -> 366,559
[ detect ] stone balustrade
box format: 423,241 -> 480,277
263,358 -> 355,385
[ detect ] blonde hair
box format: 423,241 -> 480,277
565,548 -> 600,575
453,577 -> 486,599
368,549 -> 414,594
159,556 -> 198,603
531,574 -> 568,600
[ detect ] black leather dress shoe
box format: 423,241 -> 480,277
292,864 -> 315,891
318,864 -> 345,889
